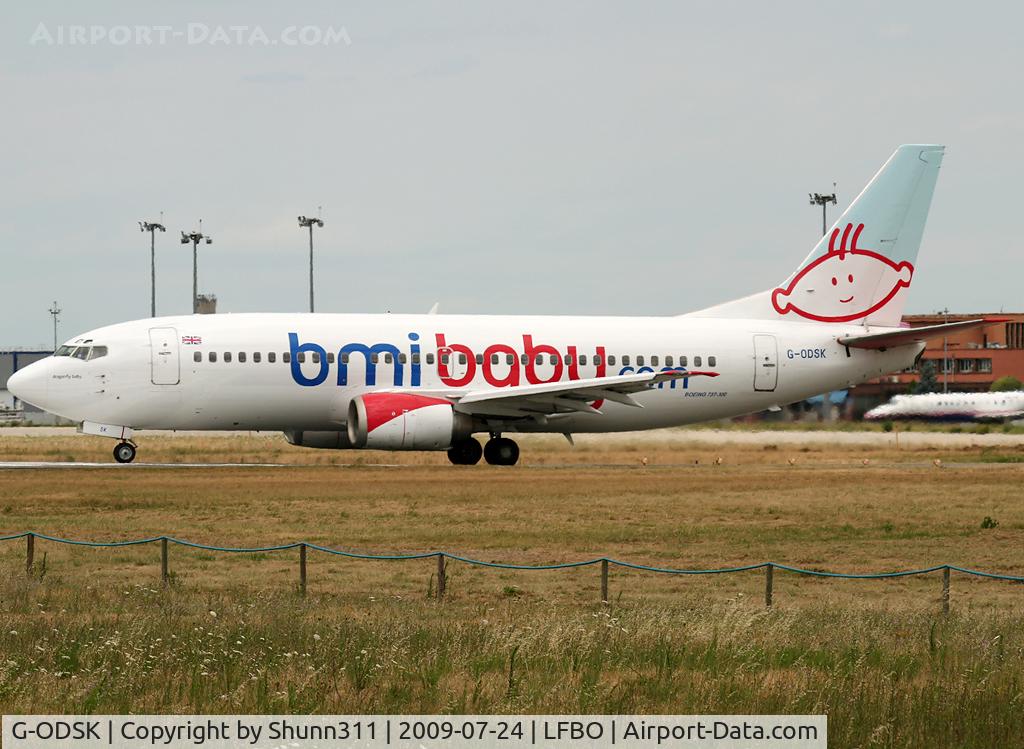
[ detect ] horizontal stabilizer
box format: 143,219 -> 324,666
838,318 -> 1005,350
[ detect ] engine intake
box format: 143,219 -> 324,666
347,393 -> 471,450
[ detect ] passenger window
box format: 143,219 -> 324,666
505,354 -> 514,365
521,354 -> 529,365
607,355 -> 615,366
458,353 -> 467,365
593,354 -> 602,366
371,354 -> 379,364
665,355 -> 673,366
383,353 -> 392,364
239,352 -> 247,363
426,353 -> 434,365
412,353 -> 420,364
310,352 -> 319,364
637,355 -> 645,366
341,353 -> 349,364
283,352 -> 290,363
491,354 -> 500,365
694,356 -> 702,367
441,353 -> 450,365
708,356 -> 716,367
193,351 -> 202,363
327,353 -> 335,364
399,353 -> 407,364
268,352 -> 276,363
651,355 -> 659,367
224,352 -> 233,363
535,355 -> 544,366
680,356 -> 687,367
564,354 -> 572,365
622,355 -> 630,366
209,352 -> 217,363
254,352 -> 262,363
579,354 -> 588,366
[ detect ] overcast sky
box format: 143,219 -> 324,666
3,2 -> 1022,347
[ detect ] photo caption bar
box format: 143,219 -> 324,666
3,715 -> 825,748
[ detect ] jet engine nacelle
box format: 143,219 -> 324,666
347,393 -> 471,450
283,429 -> 356,449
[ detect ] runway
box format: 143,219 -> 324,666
2,425 -> 1023,448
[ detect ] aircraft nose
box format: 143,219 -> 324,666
7,361 -> 49,408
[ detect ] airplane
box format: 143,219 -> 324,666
865,391 -> 1024,422
9,144 -> 996,465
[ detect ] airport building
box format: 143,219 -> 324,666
0,349 -> 70,423
849,312 -> 1024,412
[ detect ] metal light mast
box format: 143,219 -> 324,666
298,209 -> 324,313
139,216 -> 166,317
939,306 -> 950,393
180,220 -> 212,314
48,301 -> 62,352
809,185 -> 838,236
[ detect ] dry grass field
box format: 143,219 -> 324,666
2,430 -> 1024,746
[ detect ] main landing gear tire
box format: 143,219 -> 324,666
113,442 -> 136,464
484,437 -> 520,466
447,437 -> 483,465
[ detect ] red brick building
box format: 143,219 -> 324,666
850,313 -> 1024,409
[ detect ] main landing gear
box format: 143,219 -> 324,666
113,441 -> 137,464
447,437 -> 482,465
483,436 -> 519,466
446,435 -> 521,466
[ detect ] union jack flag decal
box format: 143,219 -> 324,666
181,335 -> 202,345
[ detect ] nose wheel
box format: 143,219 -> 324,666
113,441 -> 137,464
484,437 -> 520,466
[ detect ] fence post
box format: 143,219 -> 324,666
942,566 -> 950,615
26,533 -> 35,576
600,559 -> 609,603
436,553 -> 446,600
299,543 -> 307,597
764,563 -> 774,608
160,537 -> 169,587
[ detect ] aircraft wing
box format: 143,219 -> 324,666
838,319 -> 1005,350
428,370 -> 719,418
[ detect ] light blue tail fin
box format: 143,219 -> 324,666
690,144 -> 944,327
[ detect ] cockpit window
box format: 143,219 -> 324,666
57,344 -> 108,360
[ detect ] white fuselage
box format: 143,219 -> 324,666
12,313 -> 921,435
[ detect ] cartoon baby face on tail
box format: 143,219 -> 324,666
771,223 -> 913,323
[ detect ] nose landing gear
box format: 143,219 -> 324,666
113,441 -> 137,464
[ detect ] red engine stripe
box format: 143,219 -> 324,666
363,394 -> 452,433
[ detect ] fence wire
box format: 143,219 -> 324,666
4,531 -> 1023,581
